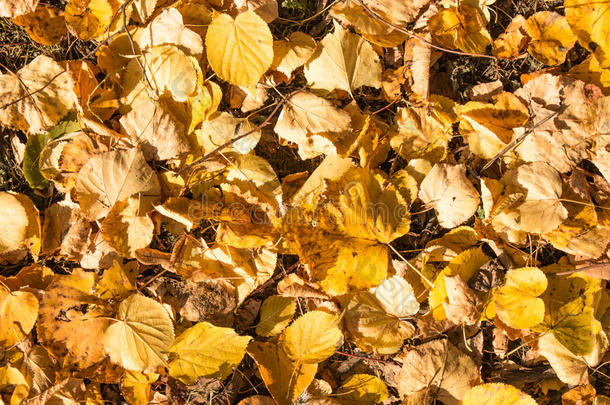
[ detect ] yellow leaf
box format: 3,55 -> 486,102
0,55 -> 75,134
457,92 -> 529,159
74,148 -> 161,221
279,311 -> 343,364
397,339 -> 481,403
535,266 -> 602,355
565,0 -> 610,68
238,396 -> 276,405
428,4 -> 491,54
329,0 -> 408,47
65,0 -> 122,41
494,267 -> 547,329
370,276 -> 419,318
344,292 -> 415,355
524,11 -> 576,65
119,95 -> 190,161
0,288 -> 38,348
95,260 -> 138,299
256,296 -> 297,337
428,247 -> 490,320
271,32 -> 316,78
205,11 -> 273,87
143,45 -> 200,102
273,91 -> 352,159
248,341 -> 317,405
463,383 -> 537,405
138,7 -> 203,57
168,322 -> 251,384
188,80 -> 223,132
418,163 -> 480,228
493,15 -> 528,59
120,371 -> 159,405
335,374 -> 389,404
498,162 -> 568,234
103,294 -> 175,372
0,192 -> 40,260
12,4 -> 67,46
131,0 -> 158,23
304,22 -> 381,95
37,269 -> 111,368
390,96 -> 456,162
100,197 -> 154,259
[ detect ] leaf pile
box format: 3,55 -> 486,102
0,0 -> 610,404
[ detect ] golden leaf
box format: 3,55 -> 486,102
12,4 -> 67,46
279,310 -> 343,364
205,11 -> 273,87
168,322 -> 251,384
335,374 -> 389,404
271,32 -> 316,78
256,296 -> 297,337
494,267 -> 547,329
565,0 -> 610,68
65,0 -> 122,41
74,148 -> 161,221
103,294 -> 175,372
0,192 -> 40,260
0,288 -> 38,348
304,22 -> 381,95
463,383 -> 537,405
524,11 -> 576,65
428,4 -> 491,54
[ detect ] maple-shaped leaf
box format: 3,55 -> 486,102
463,383 -> 537,405
305,22 -> 381,95
205,11 -> 273,87
168,322 -> 251,384
103,294 -> 175,372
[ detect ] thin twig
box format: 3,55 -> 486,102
0,70 -> 66,110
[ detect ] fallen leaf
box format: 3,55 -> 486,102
565,0 -> 610,68
0,0 -> 38,17
462,383 -> 537,405
279,310 -> 343,364
103,294 -> 175,372
428,4 -> 492,54
304,22 -> 382,95
256,295 -> 297,337
0,287 -> 38,348
168,322 -> 251,384
65,0 -> 122,41
12,4 -> 66,46
494,267 -> 547,329
74,148 -> 161,221
524,11 -> 576,65
0,192 -> 40,260
205,11 -> 273,87
493,15 -> 528,59
335,374 -> 389,404
418,163 -> 480,228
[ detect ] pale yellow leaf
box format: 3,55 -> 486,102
103,294 -> 175,372
256,296 -> 297,337
168,322 -> 251,384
